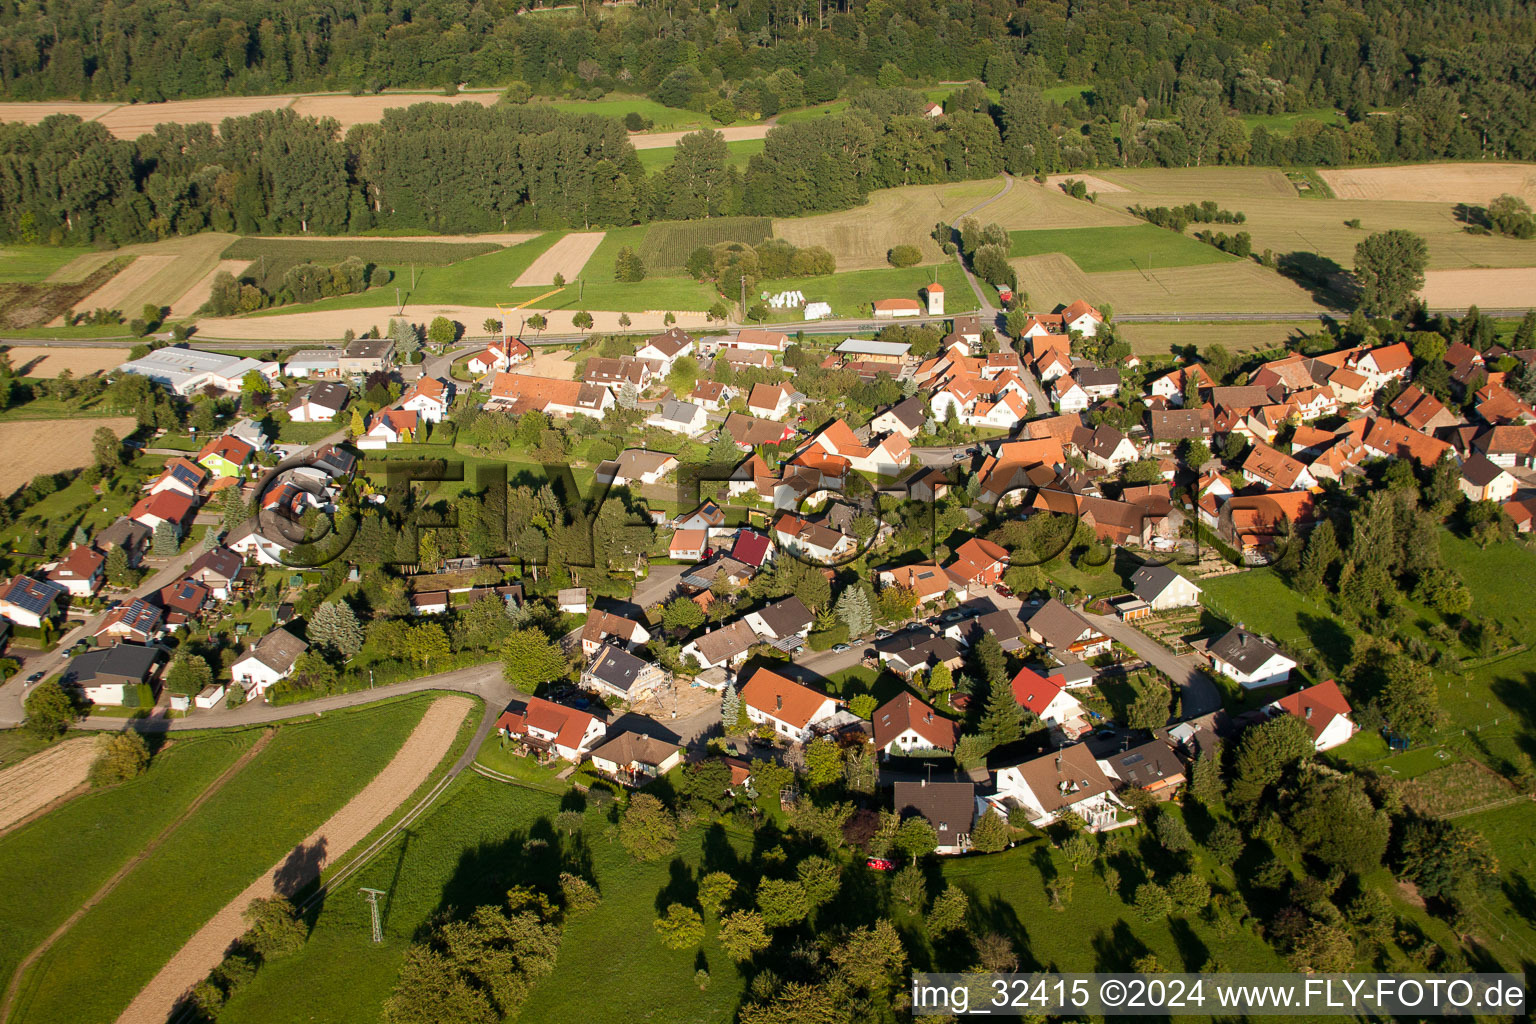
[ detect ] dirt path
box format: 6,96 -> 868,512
0,737 -> 98,833
512,231 -> 605,286
0,730 -> 275,1024
114,696 -> 472,1024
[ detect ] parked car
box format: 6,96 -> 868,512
875,629 -> 893,640
940,609 -> 965,623
951,450 -> 969,461
25,672 -> 43,684
994,585 -> 1013,598
831,643 -> 850,653
866,857 -> 898,871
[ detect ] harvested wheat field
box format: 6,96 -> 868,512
196,304 -> 709,341
976,180 -> 1138,233
1094,166 -> 1299,199
1089,262 -> 1327,314
115,696 -> 473,1024
0,417 -> 136,493
1420,268 -> 1536,309
1118,321 -> 1305,357
50,233 -> 236,324
60,255 -> 169,320
513,232 -> 605,287
629,124 -> 771,150
94,96 -> 300,139
0,101 -> 119,125
288,92 -> 497,132
169,260 -> 250,318
1010,253 -> 1097,310
3,346 -> 132,378
775,181 -> 998,271
0,737 -> 97,833
1044,173 -> 1129,194
1321,162 -> 1536,204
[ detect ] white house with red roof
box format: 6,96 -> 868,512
496,697 -> 607,761
805,419 -> 911,477
400,376 -> 454,422
872,692 -> 959,757
46,545 -> 105,597
1060,300 -> 1105,336
467,338 -> 530,376
946,537 -> 1010,588
1352,342 -> 1413,392
634,327 -> 695,375
359,407 -> 419,449
1269,680 -> 1358,751
739,668 -> 838,744
747,382 -> 796,420
129,489 -> 198,537
1010,666 -> 1089,739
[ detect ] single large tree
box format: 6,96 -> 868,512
1353,230 -> 1428,318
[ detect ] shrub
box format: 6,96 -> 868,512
887,244 -> 922,268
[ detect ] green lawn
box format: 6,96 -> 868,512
1197,568 -> 1357,675
248,233 -> 565,315
219,775 -> 754,1024
273,419 -> 340,445
472,733 -> 570,793
9,696 -> 438,1024
775,100 -> 852,124
759,262 -> 973,322
0,731 -> 259,998
1239,108 -> 1344,134
0,394 -> 137,421
1040,83 -> 1092,104
0,246 -> 98,284
635,137 -> 765,174
1008,224 -> 1238,273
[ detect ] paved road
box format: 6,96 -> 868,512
0,427 -> 349,729
631,563 -> 691,610
949,173 -> 1013,317
1082,609 -> 1222,718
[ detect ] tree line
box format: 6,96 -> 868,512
2,0 -> 1533,177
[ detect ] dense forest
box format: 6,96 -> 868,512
2,0 -> 1535,244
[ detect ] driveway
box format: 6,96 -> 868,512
631,563 -> 691,610
1083,610 -> 1222,718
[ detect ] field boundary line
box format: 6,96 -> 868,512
0,729 -> 275,1024
0,781 -> 89,840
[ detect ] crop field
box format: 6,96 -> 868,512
8,697 -> 433,1024
47,232 -> 236,321
1,346 -> 131,378
168,259 -> 250,317
1320,162 -> 1536,203
1421,268 -> 1536,309
0,737 -> 96,833
0,417 -> 136,494
773,181 -> 1001,271
223,236 -> 505,268
1014,251 -> 1325,314
0,731 -> 259,1000
513,232 -> 606,286
1092,166 -> 1301,199
1008,224 -> 1236,272
952,178 -> 1137,232
1116,322 -> 1304,357
1043,172 -> 1129,194
638,216 -> 773,272
0,247 -> 99,284
286,92 -> 498,132
0,101 -> 117,125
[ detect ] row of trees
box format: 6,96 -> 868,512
5,0 -> 1533,173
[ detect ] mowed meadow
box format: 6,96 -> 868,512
3,696 -> 457,1024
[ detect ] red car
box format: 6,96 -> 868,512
994,585 -> 1013,598
866,857 -> 898,871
